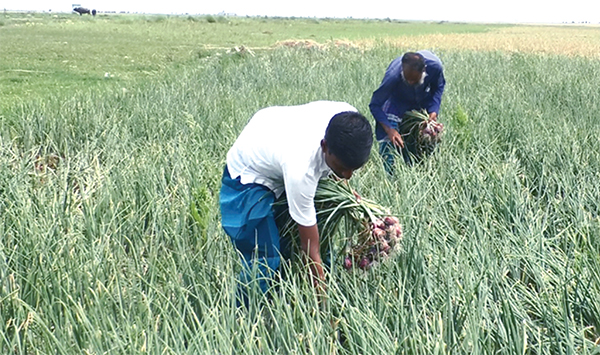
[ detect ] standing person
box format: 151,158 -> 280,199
369,50 -> 445,172
219,101 -> 373,304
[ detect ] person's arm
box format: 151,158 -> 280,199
426,69 -> 445,120
369,59 -> 401,131
298,224 -> 325,287
369,58 -> 405,147
282,172 -> 325,288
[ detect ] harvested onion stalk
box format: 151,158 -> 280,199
400,109 -> 444,158
276,178 -> 402,272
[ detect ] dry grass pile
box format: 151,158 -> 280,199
275,39 -> 363,50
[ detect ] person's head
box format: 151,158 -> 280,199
321,111 -> 373,179
401,52 -> 426,86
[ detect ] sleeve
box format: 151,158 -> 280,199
425,66 -> 446,114
283,169 -> 319,227
369,58 -> 402,129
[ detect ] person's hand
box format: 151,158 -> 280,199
428,112 -> 438,121
306,256 -> 328,310
382,124 -> 404,148
298,224 -> 327,302
309,259 -> 326,289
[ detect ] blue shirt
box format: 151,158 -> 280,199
369,50 -> 445,140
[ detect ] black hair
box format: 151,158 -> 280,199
401,52 -> 426,72
324,111 -> 373,169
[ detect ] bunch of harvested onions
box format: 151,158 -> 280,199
275,178 -> 402,271
399,109 -> 444,159
343,215 -> 402,271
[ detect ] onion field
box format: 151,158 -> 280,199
1,13 -> 600,354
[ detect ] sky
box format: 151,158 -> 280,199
2,0 -> 600,24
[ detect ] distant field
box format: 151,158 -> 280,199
1,12 -> 502,108
1,12 -> 599,110
1,12 -> 600,355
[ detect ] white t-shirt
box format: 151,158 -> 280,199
226,101 -> 358,227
